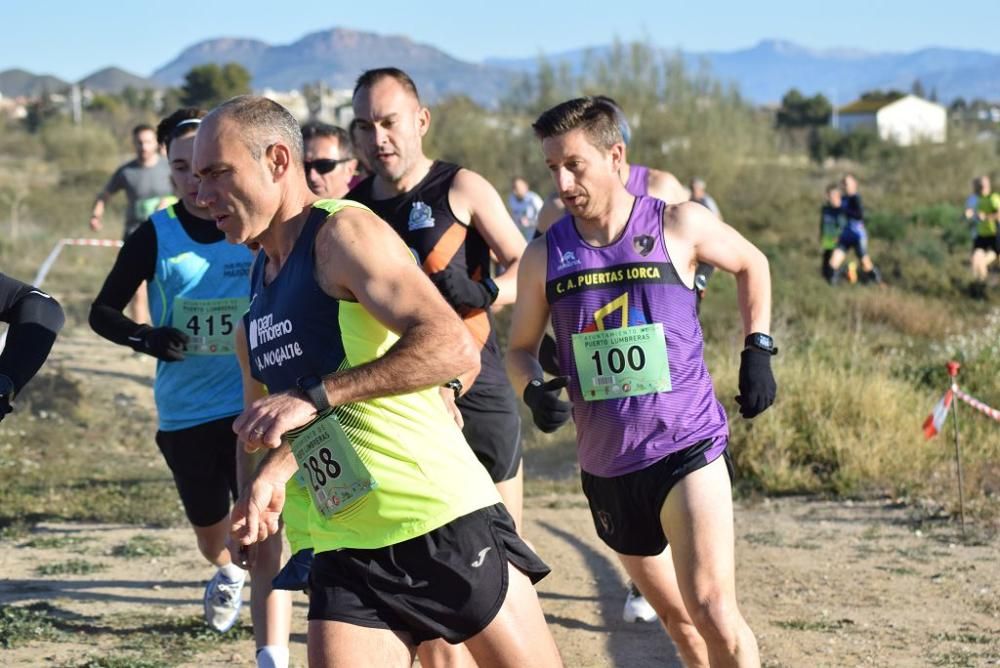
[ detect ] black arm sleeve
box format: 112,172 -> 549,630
0,273 -> 65,393
88,220 -> 157,347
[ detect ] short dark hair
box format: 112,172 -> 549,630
532,97 -> 623,151
206,95 -> 303,165
156,108 -> 206,151
973,176 -> 987,196
132,123 -> 155,139
353,67 -> 421,103
301,121 -> 354,159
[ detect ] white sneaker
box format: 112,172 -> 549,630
622,582 -> 657,623
203,569 -> 245,632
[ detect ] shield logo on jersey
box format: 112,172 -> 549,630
633,235 -> 655,256
596,510 -> 615,535
408,201 -> 435,230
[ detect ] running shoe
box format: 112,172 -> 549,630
622,582 -> 658,623
203,568 -> 245,632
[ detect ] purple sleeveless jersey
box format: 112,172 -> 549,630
545,196 -> 728,477
624,164 -> 650,197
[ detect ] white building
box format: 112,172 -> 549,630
834,94 -> 947,145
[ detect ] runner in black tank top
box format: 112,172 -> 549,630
349,70 -> 530,546
354,68 -> 549,668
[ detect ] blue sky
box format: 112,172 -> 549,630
2,0 -> 996,80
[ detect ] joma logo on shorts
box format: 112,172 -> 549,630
471,547 -> 492,568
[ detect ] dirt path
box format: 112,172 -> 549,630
1,330 -> 997,667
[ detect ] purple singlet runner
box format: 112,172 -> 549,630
623,164 -> 650,197
545,195 -> 728,477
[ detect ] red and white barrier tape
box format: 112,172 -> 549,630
62,238 -> 124,248
952,383 -> 1000,423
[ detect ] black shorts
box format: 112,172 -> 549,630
457,383 -> 522,483
581,438 -> 733,556
154,415 -> 239,527
307,503 -> 549,644
972,235 -> 998,253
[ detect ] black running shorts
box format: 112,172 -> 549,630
581,438 -> 733,556
307,503 -> 549,644
154,415 -> 239,527
972,235 -> 998,253
456,383 -> 522,483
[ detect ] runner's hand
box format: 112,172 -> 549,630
439,386 -> 464,429
234,389 -> 316,450
230,475 -> 285,547
538,333 -> 561,376
226,536 -> 255,571
523,376 -> 572,433
89,215 -> 102,231
130,326 -> 188,362
429,266 -> 498,312
735,349 -> 776,419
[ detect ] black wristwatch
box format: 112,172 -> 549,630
444,378 -> 463,400
296,374 -> 330,411
745,333 -> 778,356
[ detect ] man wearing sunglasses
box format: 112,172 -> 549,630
301,122 -> 358,199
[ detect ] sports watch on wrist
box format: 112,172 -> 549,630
744,332 -> 778,355
296,374 -> 330,411
443,378 -> 463,400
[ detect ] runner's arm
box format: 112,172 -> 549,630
316,207 -> 481,405
452,169 -> 527,307
89,167 -> 124,229
88,222 -> 157,346
0,273 -> 65,394
647,169 -> 691,205
534,195 -> 565,236
665,202 -> 771,336
506,238 -> 552,395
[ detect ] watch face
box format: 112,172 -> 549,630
757,334 -> 773,349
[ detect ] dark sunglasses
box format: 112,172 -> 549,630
304,158 -> 350,175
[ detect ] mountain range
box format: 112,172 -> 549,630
3,30 -> 999,107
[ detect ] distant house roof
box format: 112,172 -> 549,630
838,94 -> 906,115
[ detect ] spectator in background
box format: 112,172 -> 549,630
347,117 -> 372,187
827,173 -> 881,285
689,177 -> 720,308
301,121 -> 358,199
508,176 -> 545,241
970,175 -> 999,300
964,176 -> 983,240
689,177 -> 722,219
820,183 -> 846,279
89,124 -> 174,324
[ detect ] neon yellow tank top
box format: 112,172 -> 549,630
275,199 -> 500,553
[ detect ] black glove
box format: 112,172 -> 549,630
523,377 -> 572,433
538,333 -> 561,377
735,348 -> 776,419
129,326 -> 188,362
0,374 -> 13,423
429,266 -> 499,313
